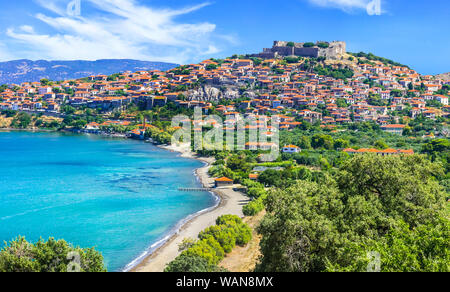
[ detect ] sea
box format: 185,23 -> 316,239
0,131 -> 218,271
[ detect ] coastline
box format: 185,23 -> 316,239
128,144 -> 250,272
0,129 -> 250,272
0,128 -> 127,139
0,128 -> 56,132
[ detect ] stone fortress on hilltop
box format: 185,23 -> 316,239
252,40 -> 347,60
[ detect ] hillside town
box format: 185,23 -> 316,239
0,41 -> 449,140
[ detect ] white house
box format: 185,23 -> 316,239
381,124 -> 405,135
38,87 -> 52,95
282,145 -> 301,153
435,95 -> 449,106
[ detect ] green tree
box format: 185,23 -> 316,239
256,155 -> 448,272
334,138 -> 350,150
0,237 -> 106,272
182,239 -> 224,266
374,140 -> 389,150
311,134 -> 334,150
327,220 -> 449,272
286,42 -> 295,47
298,136 -> 312,150
11,112 -> 32,129
243,198 -> 265,216
40,78 -> 51,86
258,169 -> 282,187
227,154 -> 250,172
199,225 -> 236,253
165,254 -> 226,272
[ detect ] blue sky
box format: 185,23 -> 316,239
0,0 -> 448,74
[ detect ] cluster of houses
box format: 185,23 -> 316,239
343,148 -> 414,156
1,50 -> 449,139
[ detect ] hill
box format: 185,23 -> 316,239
0,59 -> 179,85
436,72 -> 450,80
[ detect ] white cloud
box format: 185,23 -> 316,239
5,0 -> 233,63
19,25 -> 35,34
0,43 -> 13,61
307,0 -> 384,14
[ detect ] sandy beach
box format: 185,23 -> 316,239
130,144 -> 250,272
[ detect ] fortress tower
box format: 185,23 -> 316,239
253,41 -> 346,60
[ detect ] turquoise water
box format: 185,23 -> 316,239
0,131 -> 217,271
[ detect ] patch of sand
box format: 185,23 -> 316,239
219,211 -> 266,272
130,144 -> 251,272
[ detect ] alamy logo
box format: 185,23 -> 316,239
67,0 -> 81,17
67,251 -> 81,272
366,0 -> 382,16
171,107 -> 280,162
367,251 -> 381,272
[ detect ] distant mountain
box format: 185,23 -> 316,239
0,59 -> 179,85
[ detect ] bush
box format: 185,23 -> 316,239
166,214 -> 253,272
216,215 -> 242,226
165,254 -> 224,272
232,222 -> 252,246
243,197 -> 265,216
182,239 -> 224,266
1,109 -> 17,118
284,56 -> 300,63
11,112 -> 32,129
296,167 -> 313,181
199,225 -> 236,253
257,155 -> 448,272
286,42 -> 295,47
0,237 -> 106,272
241,179 -> 264,189
216,215 -> 252,246
258,169 -> 282,187
247,187 -> 266,199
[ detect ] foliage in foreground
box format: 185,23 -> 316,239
165,215 -> 252,272
0,237 -> 107,272
256,154 -> 449,272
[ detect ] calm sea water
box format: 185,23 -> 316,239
0,131 -> 217,271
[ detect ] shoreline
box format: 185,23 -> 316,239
0,127 -> 128,138
0,128 -> 56,132
0,130 -> 249,272
128,144 -> 250,273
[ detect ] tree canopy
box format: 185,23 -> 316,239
256,154 -> 449,272
0,237 -> 106,272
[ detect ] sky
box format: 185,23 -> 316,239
0,0 -> 448,75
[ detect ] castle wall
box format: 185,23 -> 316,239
294,47 -> 320,58
272,46 -> 295,56
254,41 -> 346,60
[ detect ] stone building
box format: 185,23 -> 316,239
253,41 -> 346,60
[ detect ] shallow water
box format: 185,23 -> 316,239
0,131 -> 216,271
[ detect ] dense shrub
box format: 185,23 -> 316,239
257,155 -> 449,272
182,239 -> 224,266
199,225 -> 236,253
247,187 -> 266,199
165,254 -> 226,272
0,237 -> 106,272
217,215 -> 252,246
216,215 -> 242,226
166,215 -> 252,272
243,197 -> 266,216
